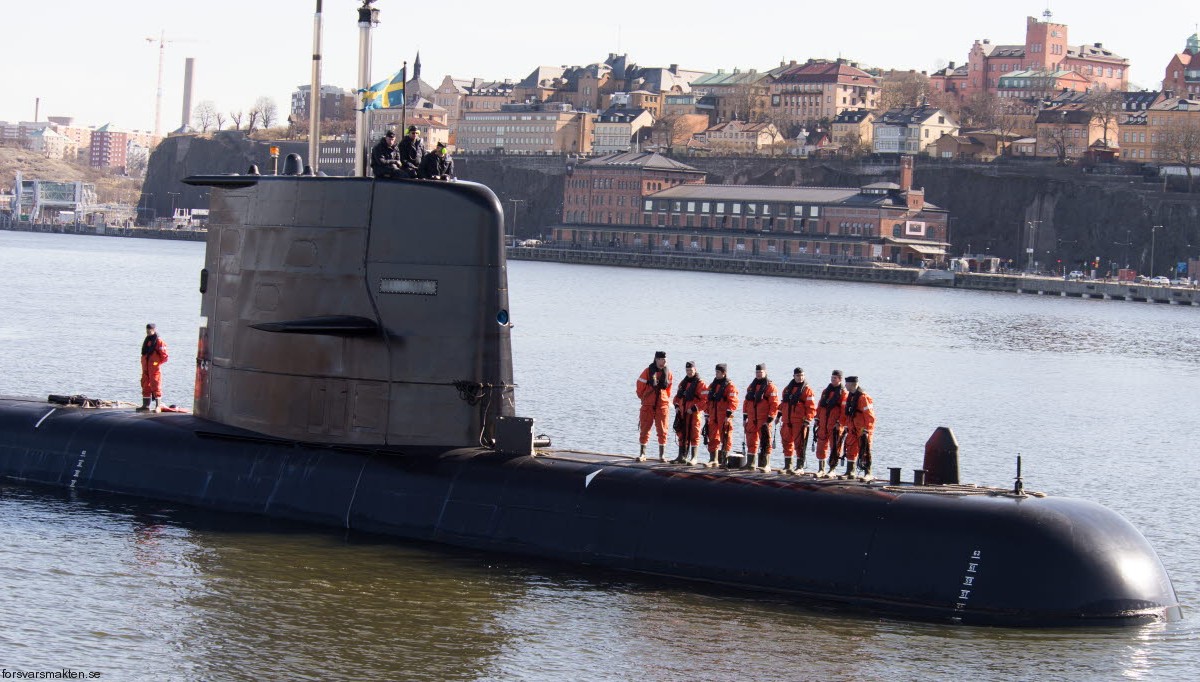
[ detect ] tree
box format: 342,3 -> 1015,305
214,111 -> 226,131
254,96 -> 279,129
246,107 -> 260,132
192,100 -> 217,132
726,82 -> 768,123
230,110 -> 244,131
1039,111 -> 1071,163
879,70 -> 930,111
1086,87 -> 1124,147
1155,115 -> 1200,192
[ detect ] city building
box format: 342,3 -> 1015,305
562,151 -> 706,226
26,127 -> 74,160
831,109 -> 875,152
434,76 -> 515,138
592,107 -> 654,154
929,131 -> 1015,160
701,120 -> 782,154
1033,104 -> 1104,159
1163,33 -> 1200,96
768,59 -> 880,131
873,105 -> 959,154
944,13 -> 1129,100
689,68 -> 773,124
289,84 -> 355,122
367,97 -> 451,149
553,156 -> 949,266
995,69 -> 1091,98
458,102 -> 596,155
89,123 -> 129,170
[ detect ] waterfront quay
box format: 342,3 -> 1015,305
509,245 -> 1200,306
0,219 -> 205,242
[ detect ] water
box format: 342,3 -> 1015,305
1,231 -> 1198,680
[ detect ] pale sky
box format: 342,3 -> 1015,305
0,0 -> 1190,132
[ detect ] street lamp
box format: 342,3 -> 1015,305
1026,220 -> 1041,273
167,191 -> 180,221
1151,224 -> 1161,277
507,198 -> 525,247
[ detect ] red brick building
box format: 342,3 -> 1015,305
553,156 -> 949,265
562,152 -> 706,226
1163,33 -> 1200,96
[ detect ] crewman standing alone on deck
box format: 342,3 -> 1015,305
702,363 -> 739,467
138,323 -> 169,413
671,361 -> 707,465
743,364 -> 780,472
814,370 -> 847,477
840,376 -> 876,480
778,367 -> 816,474
636,351 -> 673,462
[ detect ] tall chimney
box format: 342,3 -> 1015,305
899,155 -> 914,191
181,57 -> 195,130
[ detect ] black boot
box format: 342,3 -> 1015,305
717,449 -> 727,467
672,444 -> 687,464
658,444 -> 666,462
796,452 -> 806,474
757,450 -> 771,472
687,445 -> 697,465
136,397 -> 150,412
740,451 -> 754,470
844,457 -> 856,479
637,444 -> 647,462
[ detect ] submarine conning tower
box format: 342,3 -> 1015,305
183,173 -> 514,450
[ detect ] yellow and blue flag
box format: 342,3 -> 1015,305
360,66 -> 406,110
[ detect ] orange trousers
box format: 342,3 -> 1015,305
780,420 -> 811,458
638,403 -> 669,445
706,417 -> 734,454
815,420 -> 842,462
745,418 -> 772,454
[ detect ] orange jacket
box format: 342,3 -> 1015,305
140,335 -> 169,377
703,377 -> 739,424
673,375 -> 708,414
778,380 -> 816,424
816,383 -> 847,428
636,364 -> 673,408
742,378 -> 780,422
842,388 -> 876,432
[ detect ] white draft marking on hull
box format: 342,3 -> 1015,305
584,469 -> 602,488
34,409 -> 56,429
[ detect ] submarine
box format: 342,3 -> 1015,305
0,4 -> 1182,628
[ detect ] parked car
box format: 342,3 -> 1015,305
1150,276 -> 1171,286
1067,270 -> 1085,280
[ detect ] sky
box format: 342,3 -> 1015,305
0,0 -> 1192,133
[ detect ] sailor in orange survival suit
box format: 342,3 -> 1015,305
702,363 -> 739,467
814,369 -> 847,478
840,375 -> 876,480
636,351 -> 674,461
138,323 -> 169,413
777,367 -> 816,475
742,364 -> 780,472
671,361 -> 708,465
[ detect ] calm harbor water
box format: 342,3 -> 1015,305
1,230 -> 1198,680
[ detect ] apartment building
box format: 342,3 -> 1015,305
831,109 -> 875,151
592,107 -> 654,154
768,59 -> 880,130
1119,96 -> 1200,162
873,106 -> 959,154
290,84 -> 354,122
702,120 -> 782,154
458,102 -> 596,155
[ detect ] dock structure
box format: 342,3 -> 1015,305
509,246 -> 1200,306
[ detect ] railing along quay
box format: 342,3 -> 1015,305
509,247 -> 1200,306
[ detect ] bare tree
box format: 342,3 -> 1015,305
726,82 -> 768,123
192,101 -> 217,132
1086,88 -> 1125,147
879,70 -> 930,111
961,91 -> 1000,129
214,111 -> 226,131
1155,115 -> 1200,192
1038,111 -> 1072,163
246,106 -> 261,132
229,110 -> 244,131
841,130 -> 870,159
255,96 -> 279,129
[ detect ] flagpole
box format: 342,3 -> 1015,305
308,0 -> 323,173
354,1 -> 379,177
401,62 -> 408,144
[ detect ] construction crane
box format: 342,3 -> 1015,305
145,31 -> 199,137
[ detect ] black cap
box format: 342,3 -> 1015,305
436,141 -> 447,148
755,363 -> 765,371
846,376 -> 859,383
407,125 -> 418,133
831,369 -> 843,377
654,351 -> 667,359
715,363 -> 727,372
793,367 -> 803,374
146,322 -> 156,330
385,129 -> 396,137
685,361 -> 694,368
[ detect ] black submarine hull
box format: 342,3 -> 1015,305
0,397 -> 1181,627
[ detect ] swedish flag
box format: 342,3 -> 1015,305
360,66 -> 406,110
